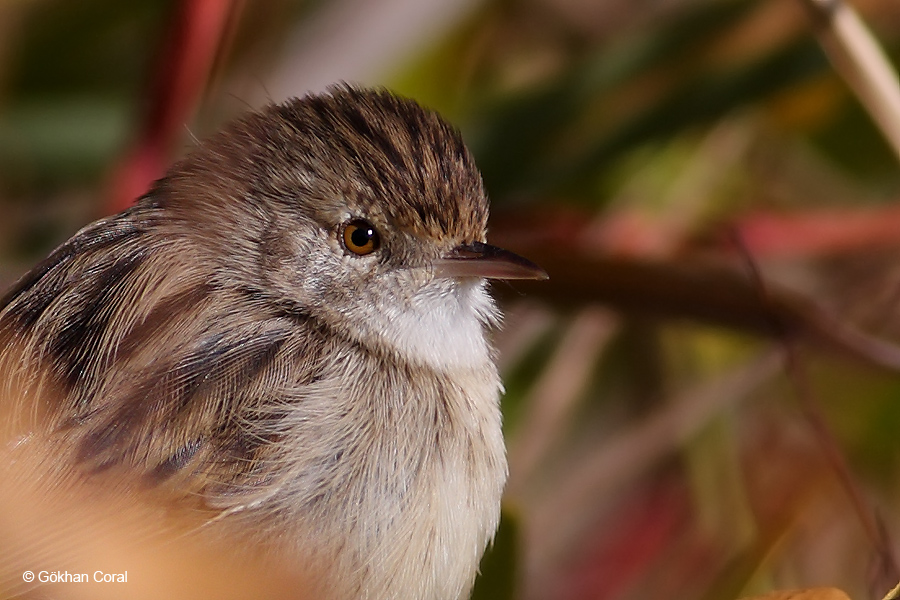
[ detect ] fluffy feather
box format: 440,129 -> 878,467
0,86 -> 509,600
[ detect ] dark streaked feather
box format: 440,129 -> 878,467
0,86 -> 506,600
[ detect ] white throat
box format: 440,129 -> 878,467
374,279 -> 497,371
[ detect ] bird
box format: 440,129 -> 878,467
0,85 -> 546,600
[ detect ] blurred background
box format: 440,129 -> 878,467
1,0 -> 900,598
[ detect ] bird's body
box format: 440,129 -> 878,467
0,87 -> 542,599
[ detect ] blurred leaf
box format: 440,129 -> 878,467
811,96 -> 900,183
557,41 -> 828,199
457,0 -> 828,202
0,97 -> 130,185
9,0 -> 171,96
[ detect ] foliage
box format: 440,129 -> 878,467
2,0 -> 900,598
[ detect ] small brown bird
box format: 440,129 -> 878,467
0,86 -> 545,599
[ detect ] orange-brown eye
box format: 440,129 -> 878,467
342,219 -> 380,256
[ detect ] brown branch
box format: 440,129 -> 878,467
492,247 -> 900,372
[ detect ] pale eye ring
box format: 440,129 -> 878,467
341,219 -> 380,256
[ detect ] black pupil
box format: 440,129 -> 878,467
350,224 -> 373,247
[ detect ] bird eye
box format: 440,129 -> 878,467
342,219 -> 380,256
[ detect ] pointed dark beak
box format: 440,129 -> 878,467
433,242 -> 548,280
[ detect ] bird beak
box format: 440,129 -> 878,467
433,242 -> 548,280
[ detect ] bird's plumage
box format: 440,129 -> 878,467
0,86 -> 516,599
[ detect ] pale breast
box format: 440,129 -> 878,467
240,334 -> 508,600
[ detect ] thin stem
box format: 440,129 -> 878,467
800,0 -> 900,163
731,227 -> 900,585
